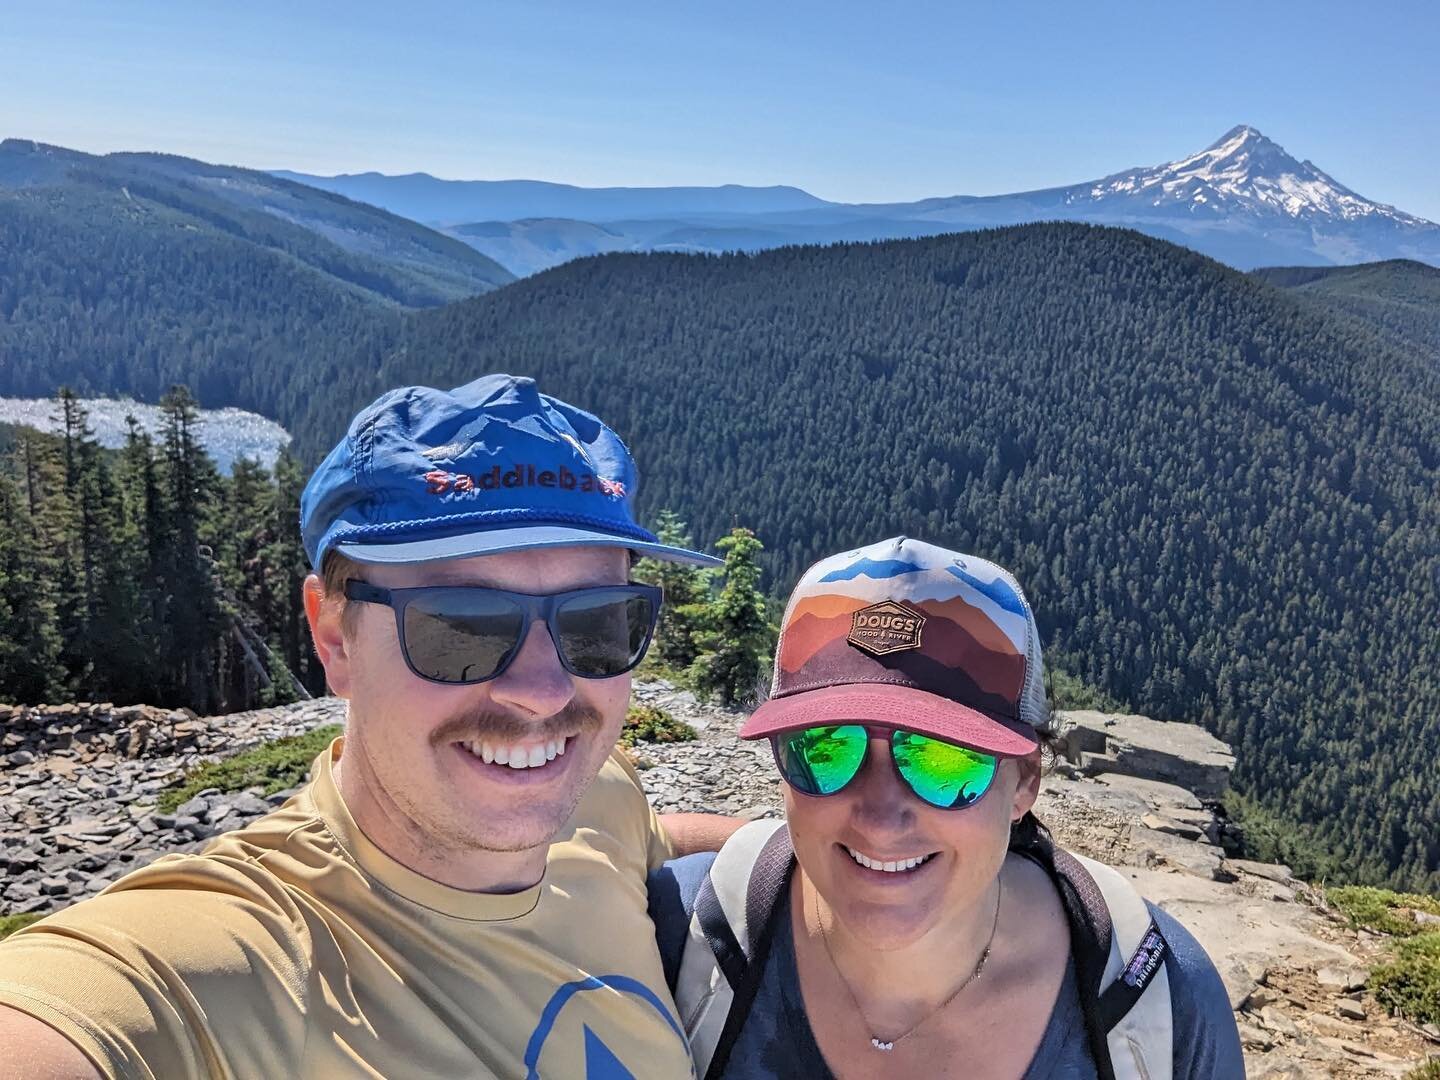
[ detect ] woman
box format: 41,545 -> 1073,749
651,536 -> 1243,1079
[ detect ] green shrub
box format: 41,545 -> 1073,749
157,724 -> 342,812
1328,886 -> 1440,937
0,913 -> 44,941
1049,667 -> 1126,712
1402,1060 -> 1440,1080
1372,931 -> 1440,1027
621,704 -> 696,749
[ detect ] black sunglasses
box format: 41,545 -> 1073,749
343,580 -> 662,685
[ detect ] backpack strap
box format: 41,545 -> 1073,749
1073,854 -> 1174,1080
1011,830 -> 1174,1080
674,819 -> 793,1079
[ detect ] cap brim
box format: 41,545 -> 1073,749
337,524 -> 722,568
739,683 -> 1039,758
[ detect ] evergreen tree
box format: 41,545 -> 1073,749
154,385 -> 227,712
634,510 -> 712,670
0,471 -> 64,702
688,528 -> 776,706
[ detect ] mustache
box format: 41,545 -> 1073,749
430,701 -> 605,746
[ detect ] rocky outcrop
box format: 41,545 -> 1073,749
1058,709 -> 1237,801
2,688 -> 1437,1075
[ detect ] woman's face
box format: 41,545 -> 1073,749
783,729 -> 1040,949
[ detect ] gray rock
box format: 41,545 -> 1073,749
1140,812 -> 1205,841
175,797 -> 210,819
225,792 -> 273,817
1093,772 -> 1203,812
1060,710 -> 1234,799
39,876 -> 70,896
1334,999 -> 1366,1021
6,750 -> 37,766
1317,966 -> 1368,992
1131,826 -> 1224,880
1226,858 -> 1294,884
1258,1005 -> 1300,1038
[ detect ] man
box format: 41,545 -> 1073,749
0,374 -> 740,1077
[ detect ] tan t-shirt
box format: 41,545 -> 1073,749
0,739 -> 690,1079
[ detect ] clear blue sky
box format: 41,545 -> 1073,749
4,0 -> 1438,220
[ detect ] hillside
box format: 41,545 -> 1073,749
0,142 -> 512,303
0,139 -> 516,414
284,223 -> 1438,892
1252,260 -> 1440,360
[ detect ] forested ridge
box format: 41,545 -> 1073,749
305,224 -> 1432,891
1251,260 -> 1440,361
1,217 -> 1436,889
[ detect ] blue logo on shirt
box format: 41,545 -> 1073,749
524,974 -> 691,1080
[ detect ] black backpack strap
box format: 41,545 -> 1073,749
694,873 -> 748,990
1096,917 -> 1170,1030
702,824 -> 795,1080
1011,823 -> 1119,1080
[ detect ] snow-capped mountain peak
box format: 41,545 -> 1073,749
1081,125 -> 1422,226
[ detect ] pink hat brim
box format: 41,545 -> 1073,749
739,683 -> 1039,758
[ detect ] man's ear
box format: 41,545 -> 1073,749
304,574 -> 353,698
1010,749 -> 1042,821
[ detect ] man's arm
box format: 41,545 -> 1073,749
658,812 -> 747,856
0,1006 -> 101,1080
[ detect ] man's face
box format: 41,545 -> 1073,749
313,546 -> 633,858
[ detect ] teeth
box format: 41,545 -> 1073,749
845,846 -> 933,873
462,736 -> 572,770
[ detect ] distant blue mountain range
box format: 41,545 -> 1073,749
276,127 -> 1440,277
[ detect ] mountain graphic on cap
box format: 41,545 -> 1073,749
740,537 -> 1045,757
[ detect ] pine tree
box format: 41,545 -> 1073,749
634,510 -> 712,670
0,470 -> 64,702
155,385 -> 227,712
688,528 -> 776,706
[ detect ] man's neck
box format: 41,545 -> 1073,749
333,747 -> 549,894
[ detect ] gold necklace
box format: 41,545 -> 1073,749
814,876 -> 1003,1053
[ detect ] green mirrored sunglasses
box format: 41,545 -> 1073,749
772,724 -> 999,810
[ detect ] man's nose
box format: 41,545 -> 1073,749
486,620 -> 576,719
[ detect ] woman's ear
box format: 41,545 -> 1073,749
1010,749 -> 1042,821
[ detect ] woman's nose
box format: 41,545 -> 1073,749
847,734 -> 916,830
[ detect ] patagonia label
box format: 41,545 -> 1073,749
848,600 -> 926,656
1121,924 -> 1168,990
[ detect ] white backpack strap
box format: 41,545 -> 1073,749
1074,855 -> 1174,1080
674,819 -> 787,1077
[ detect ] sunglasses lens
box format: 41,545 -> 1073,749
774,725 -> 869,796
554,589 -> 656,677
402,590 -> 525,683
891,731 -> 997,809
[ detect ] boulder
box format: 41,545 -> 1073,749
1059,710 -> 1235,799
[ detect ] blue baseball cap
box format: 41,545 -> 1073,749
301,374 -> 721,570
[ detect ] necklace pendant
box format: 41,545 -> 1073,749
870,1038 -> 895,1052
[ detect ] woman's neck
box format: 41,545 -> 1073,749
797,862 -> 1007,1018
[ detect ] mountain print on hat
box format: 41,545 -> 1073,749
772,540 -> 1032,720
